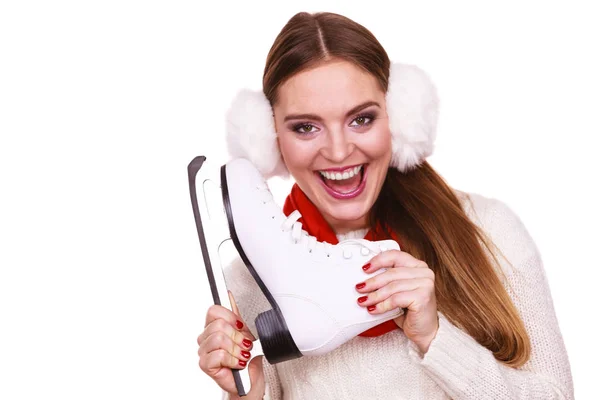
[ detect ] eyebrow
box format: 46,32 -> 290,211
283,100 -> 381,123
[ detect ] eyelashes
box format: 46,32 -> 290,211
291,112 -> 376,135
349,113 -> 375,129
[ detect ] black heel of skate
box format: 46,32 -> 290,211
220,165 -> 303,365
256,309 -> 302,364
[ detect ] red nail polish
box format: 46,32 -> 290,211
238,360 -> 247,367
355,282 -> 366,290
367,305 -> 376,312
358,296 -> 368,303
241,350 -> 251,359
242,338 -> 252,348
362,263 -> 371,271
236,320 -> 244,329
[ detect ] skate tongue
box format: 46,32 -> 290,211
323,173 -> 361,194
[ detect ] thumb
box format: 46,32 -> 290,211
228,290 -> 256,341
248,354 -> 264,369
247,355 -> 266,391
393,309 -> 406,329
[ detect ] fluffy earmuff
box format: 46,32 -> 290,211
386,63 -> 439,172
225,89 -> 289,179
225,62 -> 439,178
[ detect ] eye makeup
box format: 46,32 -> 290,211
290,111 -> 378,135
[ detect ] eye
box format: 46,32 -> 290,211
292,123 -> 318,135
350,113 -> 375,128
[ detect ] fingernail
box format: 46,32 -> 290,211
362,263 -> 371,271
358,296 -> 368,303
238,360 -> 247,367
355,282 -> 366,290
367,305 -> 376,312
241,350 -> 251,359
242,338 -> 252,348
236,320 -> 244,329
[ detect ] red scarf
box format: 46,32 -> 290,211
283,183 -> 401,337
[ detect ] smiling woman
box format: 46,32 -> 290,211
274,60 -> 392,233
197,11 -> 575,400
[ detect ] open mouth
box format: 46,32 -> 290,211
314,164 -> 368,199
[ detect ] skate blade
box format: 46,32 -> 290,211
188,155 -> 254,396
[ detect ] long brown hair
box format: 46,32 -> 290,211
262,11 -> 530,367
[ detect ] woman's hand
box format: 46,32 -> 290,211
355,250 -> 439,354
197,291 -> 265,398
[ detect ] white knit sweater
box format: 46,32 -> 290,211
220,190 -> 574,399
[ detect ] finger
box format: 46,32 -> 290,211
364,250 -> 429,273
229,291 -> 258,341
356,267 -> 433,293
199,331 -> 252,366
198,317 -> 255,352
228,290 -> 240,316
204,303 -> 256,341
393,312 -> 406,327
365,290 -> 417,314
202,348 -> 249,374
368,287 -> 434,314
204,304 -> 235,328
356,278 -> 432,307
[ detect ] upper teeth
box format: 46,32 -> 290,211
319,165 -> 363,180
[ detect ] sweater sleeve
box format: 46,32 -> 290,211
262,357 -> 282,400
406,196 -> 574,399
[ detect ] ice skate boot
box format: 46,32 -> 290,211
221,157 -> 403,365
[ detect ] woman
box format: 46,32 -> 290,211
197,11 -> 574,399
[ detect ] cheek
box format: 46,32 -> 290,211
277,134 -> 311,171
360,126 -> 393,159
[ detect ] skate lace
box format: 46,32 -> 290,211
256,182 -> 386,258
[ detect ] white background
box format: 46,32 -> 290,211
0,0 -> 597,398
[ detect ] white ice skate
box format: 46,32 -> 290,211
188,156 -> 403,396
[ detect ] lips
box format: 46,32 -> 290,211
315,164 -> 368,200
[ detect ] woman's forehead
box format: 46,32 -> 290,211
275,61 -> 383,114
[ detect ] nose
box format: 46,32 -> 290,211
319,127 -> 354,163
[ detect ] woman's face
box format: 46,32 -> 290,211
272,59 -> 392,234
